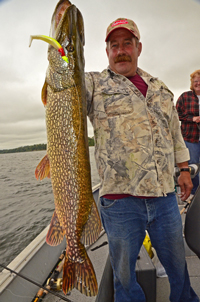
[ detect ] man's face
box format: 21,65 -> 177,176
106,28 -> 142,77
192,76 -> 200,96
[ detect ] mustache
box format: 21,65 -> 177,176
114,55 -> 132,63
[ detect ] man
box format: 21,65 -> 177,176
86,19 -> 199,301
176,70 -> 200,200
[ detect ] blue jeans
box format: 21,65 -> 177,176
100,193 -> 199,302
185,140 -> 200,194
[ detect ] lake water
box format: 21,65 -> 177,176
0,147 -> 100,269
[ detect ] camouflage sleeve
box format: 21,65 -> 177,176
170,103 -> 190,164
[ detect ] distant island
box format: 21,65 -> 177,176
0,137 -> 95,154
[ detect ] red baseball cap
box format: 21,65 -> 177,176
105,18 -> 140,42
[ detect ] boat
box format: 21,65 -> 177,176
0,184 -> 98,301
0,183 -> 156,302
1,170 -> 200,302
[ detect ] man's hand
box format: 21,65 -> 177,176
178,171 -> 193,201
193,116 -> 200,123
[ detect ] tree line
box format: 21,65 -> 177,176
0,137 -> 95,154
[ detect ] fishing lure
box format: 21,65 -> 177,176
29,35 -> 69,63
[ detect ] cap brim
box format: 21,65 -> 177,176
105,27 -> 138,42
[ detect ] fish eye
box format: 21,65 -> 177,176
66,44 -> 74,52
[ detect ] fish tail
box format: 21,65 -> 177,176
62,259 -> 76,294
62,248 -> 98,296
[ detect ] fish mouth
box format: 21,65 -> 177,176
50,0 -> 72,39
51,1 -> 85,48
55,0 -> 72,28
29,1 -> 85,73
29,2 -> 85,64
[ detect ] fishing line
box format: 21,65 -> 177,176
0,264 -> 73,302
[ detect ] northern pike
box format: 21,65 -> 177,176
29,0 -> 101,296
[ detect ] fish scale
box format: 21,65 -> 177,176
31,0 -> 101,296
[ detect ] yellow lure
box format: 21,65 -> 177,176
29,35 -> 69,63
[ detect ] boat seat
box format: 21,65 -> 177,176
95,245 -> 156,302
185,186 -> 200,258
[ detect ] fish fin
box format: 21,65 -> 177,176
41,80 -> 48,106
46,211 -> 65,246
62,246 -> 98,296
35,154 -> 51,180
62,258 -> 76,294
81,199 -> 102,246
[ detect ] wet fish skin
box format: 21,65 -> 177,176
33,0 -> 101,296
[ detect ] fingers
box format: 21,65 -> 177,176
179,184 -> 191,201
178,174 -> 193,201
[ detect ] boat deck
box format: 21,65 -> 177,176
157,244 -> 200,301
156,206 -> 200,302
43,244 -> 200,302
43,207 -> 200,302
1,184 -> 199,302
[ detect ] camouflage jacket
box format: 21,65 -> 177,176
85,67 -> 190,197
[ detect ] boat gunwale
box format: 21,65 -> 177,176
0,225 -> 50,290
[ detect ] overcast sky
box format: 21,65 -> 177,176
0,0 -> 200,149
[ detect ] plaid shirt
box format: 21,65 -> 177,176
176,90 -> 200,143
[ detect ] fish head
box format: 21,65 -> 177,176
29,1 -> 85,94
49,1 -> 85,74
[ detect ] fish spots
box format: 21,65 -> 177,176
39,3 -> 101,296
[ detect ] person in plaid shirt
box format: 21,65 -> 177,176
176,70 -> 200,198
